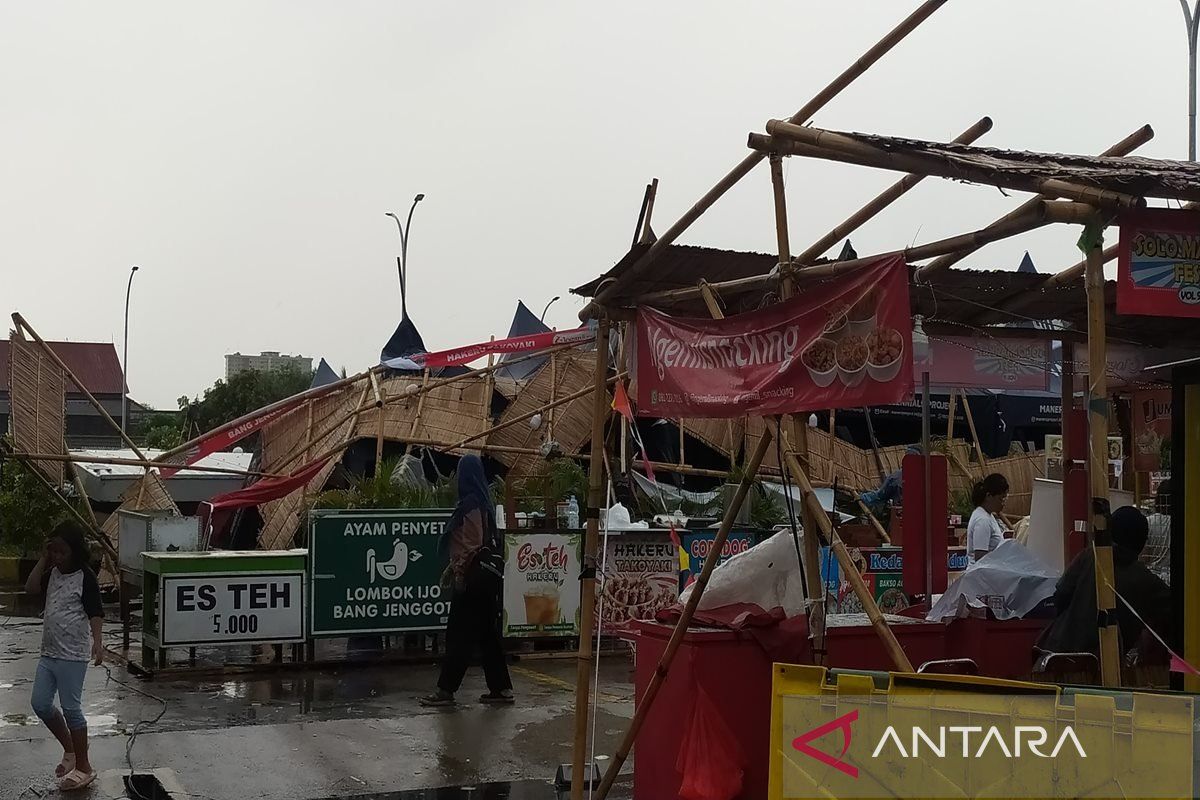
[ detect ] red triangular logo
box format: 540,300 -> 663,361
791,709 -> 859,779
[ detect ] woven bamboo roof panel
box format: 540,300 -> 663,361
261,383 -> 361,474
682,417 -> 746,461
355,375 -> 491,448
7,333 -> 66,485
259,387 -> 365,549
258,458 -> 339,550
488,351 -> 601,477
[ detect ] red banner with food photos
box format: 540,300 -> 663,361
632,254 -> 913,418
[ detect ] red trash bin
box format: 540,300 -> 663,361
628,620 -> 776,800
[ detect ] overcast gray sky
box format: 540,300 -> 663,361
2,1 -> 1190,408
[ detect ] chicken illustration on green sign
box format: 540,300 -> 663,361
367,539 -> 422,583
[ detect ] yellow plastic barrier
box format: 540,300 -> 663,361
769,664 -> 1194,799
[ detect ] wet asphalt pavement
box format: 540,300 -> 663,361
0,610 -> 635,800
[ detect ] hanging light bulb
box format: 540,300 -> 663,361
529,413 -> 543,431
912,315 -> 931,365
807,413 -> 819,428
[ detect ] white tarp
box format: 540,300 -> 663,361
926,539 -> 1059,622
679,530 -> 809,617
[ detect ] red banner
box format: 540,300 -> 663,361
1117,208 -> 1200,318
384,326 -> 594,369
158,399 -> 304,478
1132,388 -> 1172,471
633,255 -> 913,418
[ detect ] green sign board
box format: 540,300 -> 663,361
309,509 -> 452,636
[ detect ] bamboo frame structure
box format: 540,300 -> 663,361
592,430 -> 775,800
628,200 -> 1098,308
570,319 -> 610,800
757,122 -> 1145,210
1083,222 -> 1121,687
12,313 -> 148,461
581,0 -> 950,320
795,115 -> 994,264
960,390 -> 988,470
916,124 -> 1154,277
13,451 -> 280,478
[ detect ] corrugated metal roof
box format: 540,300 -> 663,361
1,340 -> 125,395
572,243 -> 1200,348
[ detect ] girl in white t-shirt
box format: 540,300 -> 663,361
967,473 -> 1009,565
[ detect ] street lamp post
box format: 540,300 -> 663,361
540,296 -> 560,322
1179,0 -> 1200,159
385,194 -> 425,307
122,265 -> 140,436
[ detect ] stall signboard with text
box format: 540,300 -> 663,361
923,335 -> 1051,390
161,572 -> 305,646
633,255 -> 912,418
680,530 -> 757,590
1118,208 -> 1200,318
1132,388 -> 1172,471
598,534 -> 678,633
308,510 -> 451,636
502,532 -> 582,637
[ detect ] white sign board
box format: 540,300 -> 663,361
1026,479 -> 1135,574
161,572 -> 305,646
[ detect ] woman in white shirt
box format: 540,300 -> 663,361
967,473 -> 1009,565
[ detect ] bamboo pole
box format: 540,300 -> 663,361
795,116 -> 993,264
452,372 -> 625,451
769,151 -> 827,664
857,498 -> 891,544
592,429 -> 775,800
482,336 -> 496,423
570,319 -> 610,800
1082,220 -> 1121,687
5,449 -> 116,560
757,122 -> 1145,210
631,183 -> 652,248
779,439 -> 913,672
582,0 -> 950,319
402,369 -> 432,457
14,451 -> 282,478
1061,339 -> 1075,566
960,390 -> 988,470
828,408 -> 836,438
916,124 -> 1154,278
638,178 -> 658,244
630,200 -> 1095,308
369,371 -> 385,471
156,341 -> 587,464
548,349 -> 557,441
12,313 -> 148,461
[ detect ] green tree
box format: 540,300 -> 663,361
0,459 -> 78,556
180,368 -> 313,434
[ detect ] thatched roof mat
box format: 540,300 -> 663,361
7,333 -> 66,485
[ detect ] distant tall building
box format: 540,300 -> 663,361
225,351 -> 312,379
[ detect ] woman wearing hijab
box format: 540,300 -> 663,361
421,454 -> 514,707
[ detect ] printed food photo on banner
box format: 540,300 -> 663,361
502,533 -> 582,637
598,536 -> 679,633
633,254 -> 914,418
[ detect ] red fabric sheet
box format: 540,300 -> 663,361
656,602 -> 812,665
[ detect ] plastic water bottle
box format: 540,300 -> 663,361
566,495 -> 580,529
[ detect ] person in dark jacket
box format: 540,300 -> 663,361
1037,506 -> 1170,656
420,455 -> 513,707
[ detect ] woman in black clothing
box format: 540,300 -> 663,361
420,455 -> 513,707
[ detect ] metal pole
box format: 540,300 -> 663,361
921,371 -> 933,605
121,265 -> 139,435
385,193 -> 424,303
1179,0 -> 1200,159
